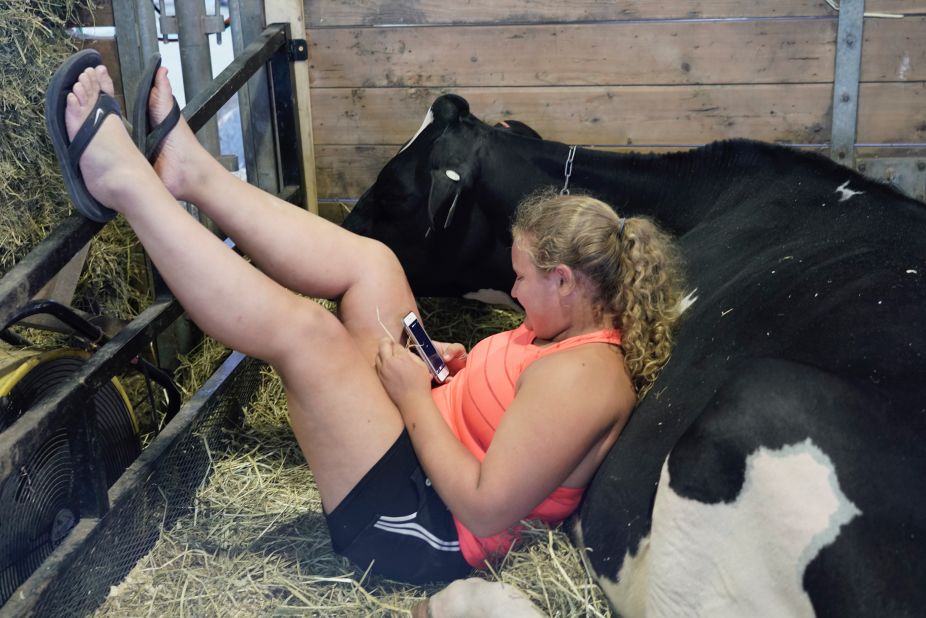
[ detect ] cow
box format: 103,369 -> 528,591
342,94 -> 926,616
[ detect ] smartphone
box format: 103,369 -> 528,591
402,311 -> 450,383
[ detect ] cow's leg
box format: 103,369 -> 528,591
145,67 -> 414,354
416,578 -> 546,618
65,64 -> 405,511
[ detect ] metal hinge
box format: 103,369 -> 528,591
857,158 -> 926,202
158,0 -> 226,44
288,39 -> 308,61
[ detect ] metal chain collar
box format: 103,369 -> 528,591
561,145 -> 577,195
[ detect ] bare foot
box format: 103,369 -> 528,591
147,68 -> 211,201
64,66 -> 155,212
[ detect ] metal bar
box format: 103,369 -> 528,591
857,157 -> 926,202
110,0 -> 159,119
183,24 -> 287,134
229,0 -> 280,194
0,299 -> 183,480
175,0 -> 221,157
830,0 -> 865,167
70,404 -> 110,518
268,29 -> 305,191
264,0 -> 318,213
0,216 -> 102,329
277,184 -> 302,205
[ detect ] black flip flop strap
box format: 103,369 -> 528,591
67,92 -> 122,168
145,97 -> 181,161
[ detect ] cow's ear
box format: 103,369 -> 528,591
428,167 -> 472,230
431,94 -> 470,126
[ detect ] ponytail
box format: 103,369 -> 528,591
613,216 -> 685,397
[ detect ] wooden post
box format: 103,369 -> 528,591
264,0 -> 319,214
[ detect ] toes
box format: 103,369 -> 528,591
72,81 -> 88,106
77,67 -> 94,91
150,68 -> 174,117
96,65 -> 116,96
76,68 -> 100,102
64,91 -> 87,142
65,92 -> 81,117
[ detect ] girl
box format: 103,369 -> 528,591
50,54 -> 684,584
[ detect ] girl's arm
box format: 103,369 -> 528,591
376,339 -> 633,537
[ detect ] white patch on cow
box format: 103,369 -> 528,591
678,288 -> 698,314
445,169 -> 461,181
596,440 -> 860,618
835,180 -> 864,202
463,289 -> 523,310
907,269 -> 918,275
399,108 -> 434,153
898,53 -> 911,80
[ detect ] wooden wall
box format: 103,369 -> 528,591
301,0 -> 926,205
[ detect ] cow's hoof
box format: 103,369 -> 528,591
424,577 -> 546,617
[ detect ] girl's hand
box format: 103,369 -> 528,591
433,340 -> 468,375
376,338 -> 433,408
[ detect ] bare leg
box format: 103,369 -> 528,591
67,65 -> 403,510
146,68 -> 414,360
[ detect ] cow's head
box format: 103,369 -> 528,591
343,95 -> 541,297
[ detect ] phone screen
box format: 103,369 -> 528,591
405,317 -> 447,378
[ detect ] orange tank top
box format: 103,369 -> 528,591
430,323 -> 623,567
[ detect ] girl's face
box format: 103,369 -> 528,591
510,238 -> 564,337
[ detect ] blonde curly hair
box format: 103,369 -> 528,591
512,191 -> 686,398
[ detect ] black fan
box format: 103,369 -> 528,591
0,353 -> 140,605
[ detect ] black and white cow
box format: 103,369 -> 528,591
343,95 -> 926,615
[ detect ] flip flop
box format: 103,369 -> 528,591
45,49 -> 120,223
132,52 -> 181,162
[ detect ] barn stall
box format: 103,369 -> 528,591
1,0 -> 925,616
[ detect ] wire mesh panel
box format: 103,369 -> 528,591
0,351 -> 141,606
2,352 -> 264,617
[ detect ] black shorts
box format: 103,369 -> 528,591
324,430 -> 473,585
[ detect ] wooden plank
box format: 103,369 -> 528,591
314,144 -> 926,200
79,0 -> 114,26
862,17 -> 926,81
317,146 -> 721,198
858,82 -> 926,143
315,145 -> 728,199
306,17 -> 926,88
304,0 -> 925,27
315,145 -> 396,196
308,83 -> 926,147
265,0 -> 320,214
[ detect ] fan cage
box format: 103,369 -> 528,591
0,351 -> 141,606
0,352 -> 262,617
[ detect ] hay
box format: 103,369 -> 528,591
94,298 -> 612,617
1,0 -> 151,322
1,0 -> 90,273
